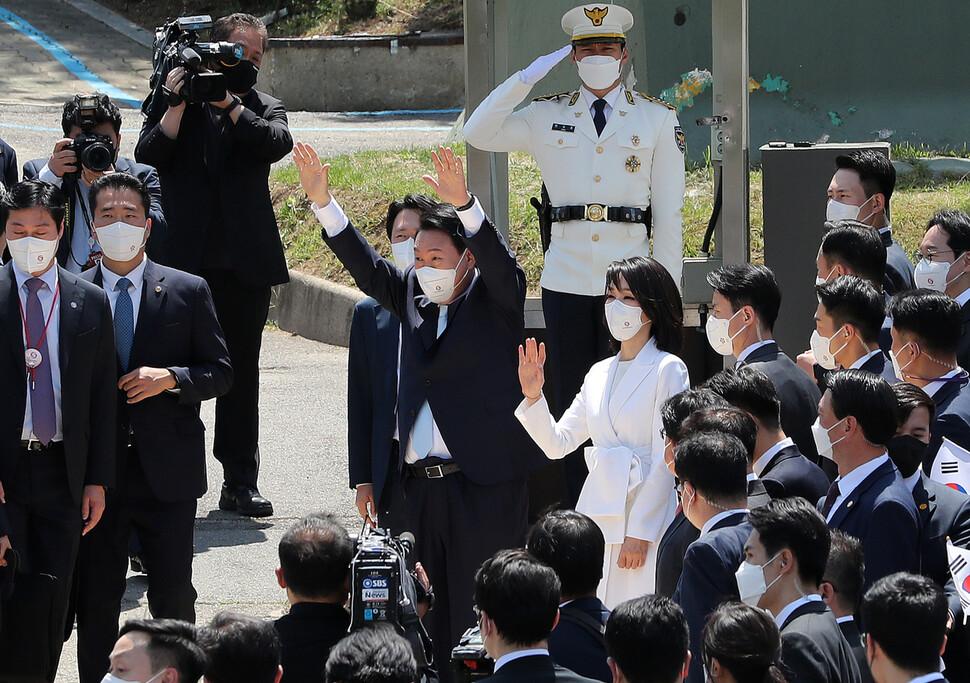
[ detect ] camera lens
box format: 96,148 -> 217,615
82,142 -> 113,172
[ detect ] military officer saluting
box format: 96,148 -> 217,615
464,3 -> 686,505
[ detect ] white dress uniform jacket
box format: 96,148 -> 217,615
464,73 -> 686,294
515,338 -> 688,607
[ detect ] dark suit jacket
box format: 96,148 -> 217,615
274,602 -> 350,683
348,297 -> 401,505
882,230 -> 915,296
483,654 -> 600,683
136,88 -> 291,287
82,260 -> 232,501
322,216 -> 546,485
959,299 -> 970,380
816,351 -> 886,395
0,263 -> 116,502
747,477 -> 772,509
779,600 -> 862,683
759,443 -> 831,502
673,512 -> 751,683
822,459 -> 920,591
927,379 -> 970,472
839,619 -> 874,683
549,597 -> 610,683
0,137 -> 17,188
655,510 -> 700,598
739,342 -> 822,464
23,157 -> 167,268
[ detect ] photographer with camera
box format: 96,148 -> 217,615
19,93 -> 166,272
137,13 -> 292,518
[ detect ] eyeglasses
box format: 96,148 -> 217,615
659,427 -> 667,440
912,248 -> 960,264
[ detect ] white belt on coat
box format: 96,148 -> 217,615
575,445 -> 647,544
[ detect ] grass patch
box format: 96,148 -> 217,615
272,148 -> 969,295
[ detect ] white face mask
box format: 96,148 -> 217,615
705,309 -> 744,356
914,257 -> 961,292
815,264 -> 837,287
7,235 -> 59,274
735,552 -> 783,607
94,221 -> 147,262
811,417 -> 847,461
101,670 -> 165,683
890,343 -> 914,379
810,327 -> 848,370
826,195 -> 875,224
577,55 -> 621,90
605,299 -> 646,341
391,237 -> 415,270
415,250 -> 470,304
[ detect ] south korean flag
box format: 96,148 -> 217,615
947,539 -> 970,624
931,438 -> 970,495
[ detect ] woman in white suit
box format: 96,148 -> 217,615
517,256 -> 689,607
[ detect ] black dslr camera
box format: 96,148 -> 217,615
67,94 -> 115,173
149,15 -> 243,104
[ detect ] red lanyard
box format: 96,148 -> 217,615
17,279 -> 60,387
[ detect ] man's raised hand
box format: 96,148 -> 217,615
519,45 -> 573,85
422,146 -> 471,208
293,141 -> 332,207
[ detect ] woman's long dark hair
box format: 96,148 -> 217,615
703,602 -> 787,683
604,256 -> 684,353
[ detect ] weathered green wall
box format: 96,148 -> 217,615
504,1 -> 970,161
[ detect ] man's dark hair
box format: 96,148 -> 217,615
384,194 -> 435,240
820,221 -> 887,289
674,432 -> 748,504
118,619 -> 208,683
1,179 -> 67,228
211,13 -> 269,50
861,573 -> 948,674
706,264 -> 781,332
417,203 -> 466,254
473,549 -> 560,646
61,92 -> 122,136
821,530 -> 865,612
748,498 -> 831,587
680,407 -> 757,465
605,256 -> 684,353
835,150 -> 896,212
702,602 -> 785,683
891,381 -> 937,425
816,275 -> 886,346
889,289 -> 963,357
825,369 -> 899,447
200,612 -> 281,683
703,367 -> 781,433
605,595 -> 688,683
325,625 -> 418,683
89,172 -> 151,217
660,388 -> 729,444
526,509 -> 605,598
278,513 -> 354,600
927,208 -> 970,254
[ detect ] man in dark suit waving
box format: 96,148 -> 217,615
0,179 -> 116,676
72,173 -> 233,683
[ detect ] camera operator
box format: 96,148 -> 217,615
19,93 -> 166,272
136,13 -> 293,518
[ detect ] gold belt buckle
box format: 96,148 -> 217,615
585,204 -> 607,222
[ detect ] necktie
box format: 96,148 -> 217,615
25,278 -> 56,444
411,305 -> 448,458
115,277 -> 134,371
592,98 -> 607,136
820,480 -> 842,518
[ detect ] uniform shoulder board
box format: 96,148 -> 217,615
637,92 -> 677,111
532,91 -> 573,103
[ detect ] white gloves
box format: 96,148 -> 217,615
519,45 -> 573,85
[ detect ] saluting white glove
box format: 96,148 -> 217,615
519,45 -> 573,85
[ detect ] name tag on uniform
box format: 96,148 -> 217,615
551,123 -> 575,133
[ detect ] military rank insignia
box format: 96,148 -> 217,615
625,156 -> 641,173
674,126 -> 687,153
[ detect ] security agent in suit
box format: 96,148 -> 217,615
706,264 -> 823,465
826,149 -> 914,296
464,3 -> 686,508
819,530 -> 873,683
604,596 -> 691,683
527,510 -> 611,683
704,367 -> 831,500
20,93 -> 166,273
297,144 -> 546,682
350,195 -> 435,532
702,602 -> 787,683
744,498 -> 862,683
136,13 -> 292,517
861,573 -> 953,683
0,179 -> 115,677
474,549 -> 600,683
671,432 -> 752,683
815,370 -> 920,592
0,135 -> 18,189
72,173 -> 233,683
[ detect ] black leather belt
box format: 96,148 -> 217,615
20,439 -> 63,452
407,460 -> 461,479
550,204 -> 649,225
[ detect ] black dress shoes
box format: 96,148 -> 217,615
219,484 -> 274,517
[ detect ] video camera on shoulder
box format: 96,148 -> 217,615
451,625 -> 493,683
67,93 -> 115,173
150,15 -> 243,104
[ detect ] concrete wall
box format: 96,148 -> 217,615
260,31 -> 464,111
271,271 -> 365,347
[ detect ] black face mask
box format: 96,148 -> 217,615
222,59 -> 258,94
887,434 -> 928,478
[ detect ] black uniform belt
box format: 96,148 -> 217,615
550,204 -> 649,224
407,460 -> 461,479
20,439 -> 63,452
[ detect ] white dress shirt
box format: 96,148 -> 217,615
754,437 -> 796,477
736,339 -> 773,366
580,83 -> 623,125
923,368 -> 964,399
849,349 -> 882,369
100,255 -> 147,328
700,509 -> 748,539
955,285 -> 970,309
492,648 -> 549,673
14,261 -> 63,441
773,594 -> 824,630
825,453 -> 890,523
38,163 -> 97,274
